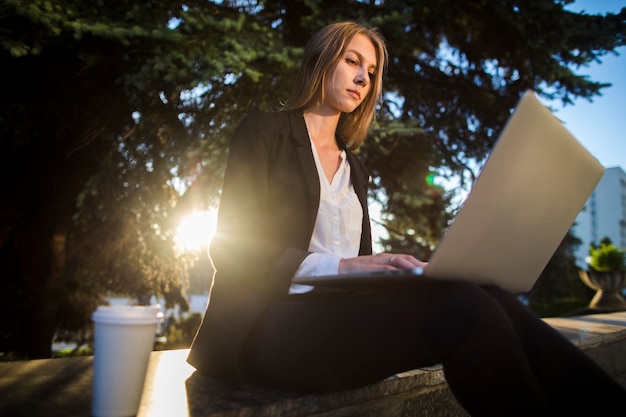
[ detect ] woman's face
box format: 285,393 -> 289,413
322,33 -> 377,114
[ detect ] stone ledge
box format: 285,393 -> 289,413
182,364 -> 468,417
1,311 -> 624,417
179,311 -> 626,417
543,311 -> 626,378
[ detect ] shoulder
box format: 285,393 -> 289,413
236,110 -> 294,133
232,110 -> 306,147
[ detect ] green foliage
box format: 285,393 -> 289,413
1,0 -> 625,358
371,0 -> 626,178
364,117 -> 454,257
524,229 -> 593,306
528,296 -> 591,318
587,237 -> 626,272
160,312 -> 203,350
51,345 -> 93,358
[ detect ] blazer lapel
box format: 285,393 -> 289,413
344,149 -> 373,255
288,111 -> 320,234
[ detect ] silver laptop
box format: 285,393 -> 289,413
293,90 -> 605,293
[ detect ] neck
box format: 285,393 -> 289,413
303,110 -> 340,148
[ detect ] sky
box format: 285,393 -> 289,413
554,0 -> 626,171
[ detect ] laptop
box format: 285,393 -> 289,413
292,90 -> 605,293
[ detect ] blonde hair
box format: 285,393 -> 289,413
284,21 -> 388,150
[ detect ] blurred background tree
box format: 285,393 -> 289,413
1,0 -> 624,359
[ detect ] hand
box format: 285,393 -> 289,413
338,253 -> 427,274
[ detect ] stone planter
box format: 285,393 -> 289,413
579,270 -> 626,309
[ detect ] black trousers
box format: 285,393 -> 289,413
240,280 -> 626,416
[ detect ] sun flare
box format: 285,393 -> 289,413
175,210 -> 217,252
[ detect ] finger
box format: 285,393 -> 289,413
389,254 -> 424,270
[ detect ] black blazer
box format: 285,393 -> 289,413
187,110 -> 373,384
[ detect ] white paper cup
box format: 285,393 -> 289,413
91,305 -> 163,417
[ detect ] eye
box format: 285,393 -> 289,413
346,58 -> 358,66
368,71 -> 375,80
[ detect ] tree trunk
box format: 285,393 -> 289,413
14,207 -> 67,359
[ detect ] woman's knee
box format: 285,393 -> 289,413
426,281 -> 501,312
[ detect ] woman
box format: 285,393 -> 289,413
188,21 -> 625,415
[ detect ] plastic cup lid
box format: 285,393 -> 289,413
92,305 -> 164,325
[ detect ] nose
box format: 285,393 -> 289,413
355,68 -> 369,86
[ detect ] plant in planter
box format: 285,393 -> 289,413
579,237 -> 626,310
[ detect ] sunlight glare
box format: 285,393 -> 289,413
175,210 -> 217,252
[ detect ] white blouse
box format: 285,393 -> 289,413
289,139 -> 364,294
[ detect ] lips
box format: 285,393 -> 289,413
347,89 -> 361,100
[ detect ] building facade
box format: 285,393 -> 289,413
573,166 -> 626,268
